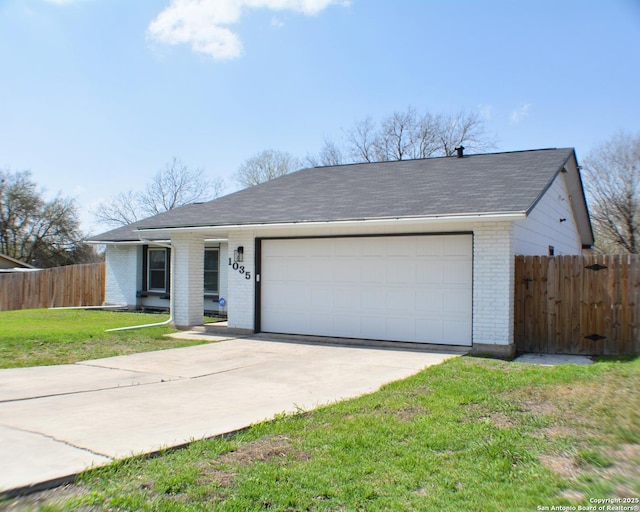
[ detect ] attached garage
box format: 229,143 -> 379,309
257,234 -> 472,346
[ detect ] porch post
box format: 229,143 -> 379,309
170,233 -> 204,328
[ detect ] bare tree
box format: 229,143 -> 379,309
343,116 -> 378,163
312,106 -> 495,166
305,138 -> 345,167
0,169 -> 94,267
373,108 -> 420,161
93,158 -> 225,227
235,149 -> 300,188
434,110 -> 495,156
583,131 -> 640,253
93,190 -> 141,227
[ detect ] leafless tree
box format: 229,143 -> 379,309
373,108 -> 420,161
311,106 -> 495,166
235,149 -> 300,188
93,158 -> 225,227
583,131 -> 640,253
343,116 -> 378,163
305,138 -> 345,167
434,110 -> 495,156
0,169 -> 96,267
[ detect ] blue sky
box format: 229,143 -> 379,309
1,0 -> 639,235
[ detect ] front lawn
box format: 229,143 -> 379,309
0,309 -> 215,368
10,355 -> 638,511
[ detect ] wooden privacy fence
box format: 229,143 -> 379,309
0,262 -> 105,311
514,255 -> 640,355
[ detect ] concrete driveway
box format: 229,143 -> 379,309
0,335 -> 460,494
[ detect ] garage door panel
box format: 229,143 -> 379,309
311,259 -> 333,282
386,317 -> 417,340
416,318 -> 444,342
445,235 -> 473,256
262,258 -> 286,281
442,320 -> 471,345
361,262 -> 385,283
361,238 -> 386,256
417,236 -> 444,256
443,261 -> 472,285
361,316 -> 386,339
307,239 -> 334,256
416,290 -> 445,313
335,239 -> 360,257
385,289 -> 413,311
334,287 -> 360,310
334,315 -> 361,337
386,261 -> 414,283
388,237 -> 415,257
311,313 -> 333,333
261,235 -> 472,346
310,287 -> 334,311
443,291 -> 472,314
334,261 -> 362,282
285,259 -> 308,281
416,261 -> 444,284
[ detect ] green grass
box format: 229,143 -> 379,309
0,309 -> 216,368
10,355 -> 638,511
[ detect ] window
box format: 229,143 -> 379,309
204,249 -> 219,294
148,248 -> 168,291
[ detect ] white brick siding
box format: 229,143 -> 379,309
170,234 -> 204,327
227,232 -> 256,330
104,244 -> 138,306
472,223 -> 514,345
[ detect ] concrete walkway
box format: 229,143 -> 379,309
0,335 -> 459,495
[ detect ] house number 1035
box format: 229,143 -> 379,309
228,258 -> 251,279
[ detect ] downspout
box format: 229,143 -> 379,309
49,305 -> 127,310
106,239 -> 175,332
105,314 -> 173,332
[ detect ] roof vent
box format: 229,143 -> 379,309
455,146 -> 464,158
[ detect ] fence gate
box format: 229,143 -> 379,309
514,255 -> 640,355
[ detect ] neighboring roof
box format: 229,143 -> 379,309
0,253 -> 36,270
90,148 -> 591,243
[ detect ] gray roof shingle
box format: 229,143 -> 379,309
90,148 -> 575,242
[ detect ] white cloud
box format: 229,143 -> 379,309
271,15 -> 285,28
510,103 -> 531,123
147,0 -> 348,60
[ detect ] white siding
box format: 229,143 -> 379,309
170,234 -> 204,327
513,173 -> 582,255
472,223 -> 514,346
227,232 -> 255,330
104,245 -> 137,306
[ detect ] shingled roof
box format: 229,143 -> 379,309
90,148 -> 582,242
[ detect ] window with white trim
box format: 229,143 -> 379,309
204,248 -> 219,294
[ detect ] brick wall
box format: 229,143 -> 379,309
227,232 -> 255,330
472,223 -> 514,345
170,234 -> 204,327
105,245 -> 138,306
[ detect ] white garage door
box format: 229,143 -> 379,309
260,234 -> 472,346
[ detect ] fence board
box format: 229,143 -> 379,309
515,255 -> 640,355
0,263 -> 105,312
